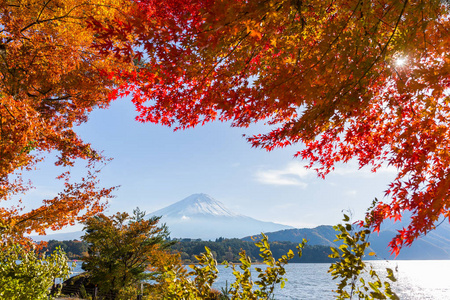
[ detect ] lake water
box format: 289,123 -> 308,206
71,260 -> 450,299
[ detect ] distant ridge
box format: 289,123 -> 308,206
243,220 -> 450,260
146,193 -> 293,240
242,225 -> 338,246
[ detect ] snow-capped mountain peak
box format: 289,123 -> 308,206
146,193 -> 293,240
150,193 -> 239,218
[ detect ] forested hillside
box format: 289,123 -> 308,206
41,238 -> 334,263
171,238 -> 334,263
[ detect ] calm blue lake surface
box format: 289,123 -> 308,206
71,260 -> 450,299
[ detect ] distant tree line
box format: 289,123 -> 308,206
172,238 -> 335,264
41,237 -> 335,263
41,240 -> 88,259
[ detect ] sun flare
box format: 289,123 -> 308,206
395,57 -> 407,67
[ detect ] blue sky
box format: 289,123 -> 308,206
22,97 -> 397,233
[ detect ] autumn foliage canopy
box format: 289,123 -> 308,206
1,0 -> 449,256
88,0 -> 450,254
0,0 -> 133,240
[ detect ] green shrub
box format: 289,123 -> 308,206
0,244 -> 72,300
329,206 -> 399,300
162,233 -> 306,299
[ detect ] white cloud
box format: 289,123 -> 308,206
255,162 -> 313,187
255,159 -> 398,187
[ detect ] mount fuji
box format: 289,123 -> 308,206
145,193 -> 293,240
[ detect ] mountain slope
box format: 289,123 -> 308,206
242,225 -> 339,246
369,216 -> 450,259
146,193 -> 293,240
244,220 -> 450,260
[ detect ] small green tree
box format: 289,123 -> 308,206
328,206 -> 399,300
81,208 -> 175,300
0,243 -> 72,300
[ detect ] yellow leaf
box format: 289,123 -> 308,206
250,30 -> 262,40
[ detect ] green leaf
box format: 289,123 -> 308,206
386,268 -> 397,282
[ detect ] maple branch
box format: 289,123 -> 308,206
195,1 -> 278,81
0,103 -> 16,121
36,0 -> 53,24
266,1 -> 364,93
30,85 -> 52,96
23,50 -> 40,74
303,1 -> 363,75
21,15 -> 80,33
434,217 -> 448,230
20,2 -> 87,33
203,31 -> 251,81
337,0 -> 409,101
13,166 -> 110,231
372,3 -> 396,29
